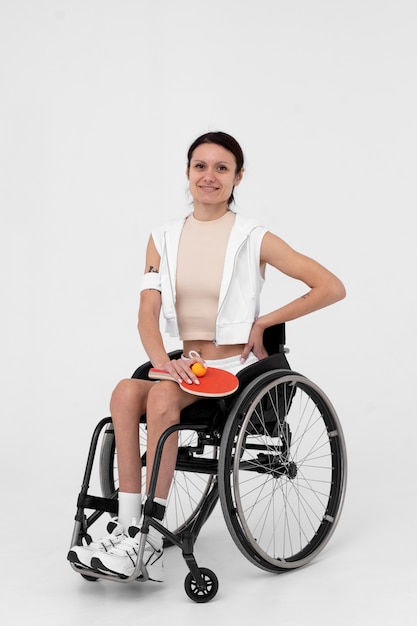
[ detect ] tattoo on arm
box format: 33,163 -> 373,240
148,265 -> 159,273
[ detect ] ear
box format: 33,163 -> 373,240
234,168 -> 244,187
185,166 -> 190,180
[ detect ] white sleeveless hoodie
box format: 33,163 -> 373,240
140,212 -> 267,346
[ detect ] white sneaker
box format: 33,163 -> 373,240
91,523 -> 164,582
67,518 -> 125,568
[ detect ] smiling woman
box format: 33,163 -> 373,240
68,130 -> 346,582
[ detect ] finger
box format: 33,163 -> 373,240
183,363 -> 201,384
240,347 -> 251,364
174,359 -> 198,384
181,353 -> 205,383
166,361 -> 184,384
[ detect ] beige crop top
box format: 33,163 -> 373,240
175,211 -> 235,340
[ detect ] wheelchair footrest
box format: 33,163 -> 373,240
77,493 -> 118,515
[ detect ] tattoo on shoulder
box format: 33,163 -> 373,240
148,265 -> 159,273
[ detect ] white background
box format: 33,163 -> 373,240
1,1 -> 415,624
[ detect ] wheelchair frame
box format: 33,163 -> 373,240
69,324 -> 347,602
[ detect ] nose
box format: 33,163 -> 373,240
203,167 -> 215,182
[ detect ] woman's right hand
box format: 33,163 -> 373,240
156,354 -> 205,385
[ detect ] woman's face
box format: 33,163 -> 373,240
187,143 -> 243,209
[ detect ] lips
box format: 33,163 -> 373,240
199,186 -> 219,192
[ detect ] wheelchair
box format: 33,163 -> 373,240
68,324 -> 347,603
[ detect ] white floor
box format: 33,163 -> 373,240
1,456 -> 414,626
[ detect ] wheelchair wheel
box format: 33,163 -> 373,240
218,370 -> 347,572
99,423 -> 218,540
184,568 -> 219,603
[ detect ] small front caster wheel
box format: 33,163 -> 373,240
184,568 -> 219,603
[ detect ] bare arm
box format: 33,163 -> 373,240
138,235 -> 202,383
241,231 -> 346,361
138,236 -> 170,368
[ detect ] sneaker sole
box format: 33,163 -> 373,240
90,556 -> 130,579
146,572 -> 164,583
90,557 -> 164,583
67,550 -> 93,569
145,551 -> 164,583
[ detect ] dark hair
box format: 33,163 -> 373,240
187,131 -> 245,206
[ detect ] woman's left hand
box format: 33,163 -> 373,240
240,321 -> 268,364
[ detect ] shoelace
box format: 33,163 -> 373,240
110,534 -> 140,557
109,532 -> 162,558
94,532 -> 125,550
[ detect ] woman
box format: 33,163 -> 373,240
68,131 -> 346,582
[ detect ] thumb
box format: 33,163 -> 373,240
240,345 -> 251,364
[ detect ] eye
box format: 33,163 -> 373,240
217,165 -> 228,171
193,162 -> 205,169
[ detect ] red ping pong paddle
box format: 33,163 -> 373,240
148,366 -> 239,397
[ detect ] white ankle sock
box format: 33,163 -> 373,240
118,492 -> 142,531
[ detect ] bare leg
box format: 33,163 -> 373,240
110,378 -> 154,493
145,381 -> 199,499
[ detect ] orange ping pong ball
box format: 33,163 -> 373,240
191,362 -> 207,377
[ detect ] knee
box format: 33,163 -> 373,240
146,383 -> 181,428
110,378 -> 133,407
110,378 -> 147,417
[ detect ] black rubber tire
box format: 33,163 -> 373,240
218,370 -> 347,572
184,568 -> 219,603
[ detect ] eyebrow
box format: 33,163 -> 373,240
191,159 -> 233,166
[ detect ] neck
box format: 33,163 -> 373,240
192,201 -> 230,222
